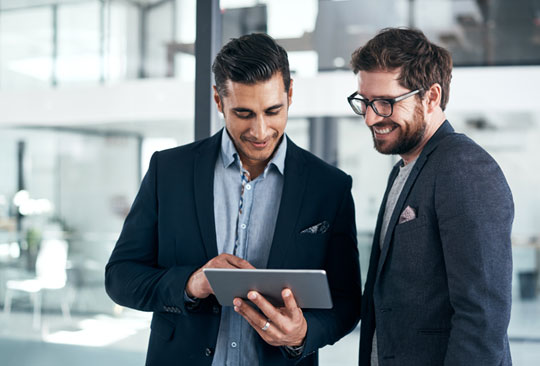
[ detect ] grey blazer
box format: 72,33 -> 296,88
359,121 -> 514,366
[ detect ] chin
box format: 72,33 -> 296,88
373,140 -> 396,155
249,152 -> 274,162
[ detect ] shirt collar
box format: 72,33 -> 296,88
220,128 -> 287,177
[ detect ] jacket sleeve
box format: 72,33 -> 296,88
105,151 -> 199,314
435,142 -> 514,366
295,176 -> 362,362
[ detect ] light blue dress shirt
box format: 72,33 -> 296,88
211,129 -> 286,366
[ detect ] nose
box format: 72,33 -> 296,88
250,114 -> 268,140
364,105 -> 384,127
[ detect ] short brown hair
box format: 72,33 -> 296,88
350,27 -> 452,110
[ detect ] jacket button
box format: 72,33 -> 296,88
205,347 -> 214,357
212,305 -> 220,314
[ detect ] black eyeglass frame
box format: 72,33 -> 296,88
347,89 -> 423,117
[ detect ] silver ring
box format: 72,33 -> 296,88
261,320 -> 270,331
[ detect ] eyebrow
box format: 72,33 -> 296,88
358,93 -> 393,100
231,103 -> 284,114
232,107 -> 253,113
265,103 -> 284,111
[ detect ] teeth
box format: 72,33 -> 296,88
374,127 -> 393,134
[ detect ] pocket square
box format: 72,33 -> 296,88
300,221 -> 330,234
398,206 -> 417,224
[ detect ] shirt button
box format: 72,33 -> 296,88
245,184 -> 251,190
205,347 -> 214,356
231,342 -> 237,348
241,224 -> 246,229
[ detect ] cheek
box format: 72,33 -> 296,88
271,115 -> 288,133
226,118 -> 249,136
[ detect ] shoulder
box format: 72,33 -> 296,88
429,132 -> 511,197
431,132 -> 500,171
151,132 -> 221,167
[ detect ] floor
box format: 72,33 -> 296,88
0,299 -> 539,366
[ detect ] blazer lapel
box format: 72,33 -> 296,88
376,121 -> 455,279
266,138 -> 308,269
193,130 -> 222,260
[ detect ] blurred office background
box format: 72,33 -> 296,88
0,0 -> 539,365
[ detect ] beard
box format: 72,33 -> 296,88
371,104 -> 426,155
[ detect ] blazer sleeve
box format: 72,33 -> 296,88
435,142 -> 514,366
105,151 -> 199,314
296,176 -> 362,361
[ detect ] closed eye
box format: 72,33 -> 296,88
265,104 -> 283,116
233,109 -> 254,119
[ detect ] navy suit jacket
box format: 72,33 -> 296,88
359,121 -> 514,365
105,130 -> 362,366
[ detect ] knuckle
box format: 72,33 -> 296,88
282,324 -> 292,334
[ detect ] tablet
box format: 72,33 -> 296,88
203,268 -> 333,309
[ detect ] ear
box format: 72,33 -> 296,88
213,86 -> 223,113
425,83 -> 442,113
287,79 -> 294,106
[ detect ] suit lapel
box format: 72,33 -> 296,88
376,121 -> 455,279
193,130 -> 222,260
266,138 -> 308,269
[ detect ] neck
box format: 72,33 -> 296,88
240,159 -> 268,180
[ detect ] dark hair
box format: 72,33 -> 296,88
212,33 -> 291,97
350,27 -> 452,110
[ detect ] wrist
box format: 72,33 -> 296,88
186,270 -> 204,299
284,341 -> 305,358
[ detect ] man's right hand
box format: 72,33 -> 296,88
185,253 -> 255,299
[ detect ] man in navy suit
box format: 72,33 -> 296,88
105,33 -> 361,365
348,28 -> 514,365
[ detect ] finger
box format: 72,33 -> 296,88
224,254 -> 255,269
247,291 -> 284,324
233,298 -> 268,330
234,298 -> 281,345
282,288 -> 299,311
204,254 -> 254,269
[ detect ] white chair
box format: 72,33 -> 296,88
3,239 -> 71,329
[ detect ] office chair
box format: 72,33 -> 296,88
3,238 -> 71,329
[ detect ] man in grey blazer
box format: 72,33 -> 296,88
347,28 -> 514,365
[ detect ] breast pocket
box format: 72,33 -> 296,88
394,215 -> 428,234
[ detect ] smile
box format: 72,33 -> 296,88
248,140 -> 269,149
373,124 -> 398,135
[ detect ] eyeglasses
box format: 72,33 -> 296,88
347,89 -> 422,118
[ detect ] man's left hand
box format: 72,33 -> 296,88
233,288 -> 307,347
